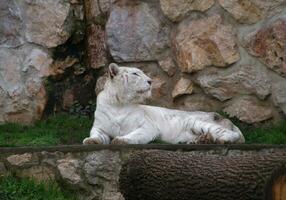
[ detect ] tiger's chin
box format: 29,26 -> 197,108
131,91 -> 152,104
137,86 -> 151,94
134,87 -> 151,99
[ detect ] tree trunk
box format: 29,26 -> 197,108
119,150 -> 286,200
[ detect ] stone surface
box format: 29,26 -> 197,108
41,151 -> 65,167
158,57 -> 177,77
173,15 -> 240,73
271,77 -> 286,115
223,96 -> 273,124
245,19 -> 286,77
195,65 -> 271,101
0,0 -> 285,123
0,162 -> 7,176
151,77 -> 167,100
0,0 -> 24,47
16,166 -> 55,182
175,94 -> 222,112
84,150 -> 121,185
1,148 -> 286,200
6,153 -> 36,167
172,78 -> 193,99
160,0 -> 214,22
19,0 -> 72,48
85,0 -> 115,23
84,151 -> 122,199
86,24 -> 108,69
57,159 -> 82,186
218,0 -> 286,24
0,45 -> 52,124
106,1 -> 170,62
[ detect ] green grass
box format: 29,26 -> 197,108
0,176 -> 74,200
0,114 -> 92,147
236,120 -> 286,144
0,114 -> 285,146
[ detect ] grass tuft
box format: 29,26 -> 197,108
0,114 -> 92,147
0,176 -> 74,200
236,120 -> 286,144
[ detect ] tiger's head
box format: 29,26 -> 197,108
104,63 -> 152,104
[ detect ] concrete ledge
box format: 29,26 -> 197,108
0,144 -> 286,154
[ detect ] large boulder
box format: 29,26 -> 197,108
223,96 -> 273,124
173,15 -> 240,73
6,153 -> 37,167
245,19 -> 286,77
106,1 -> 170,62
172,77 -> 193,99
6,153 -> 54,182
0,0 -> 24,47
218,0 -> 286,24
0,45 -> 52,124
18,0 -> 72,48
57,159 -> 83,186
159,0 -> 214,22
195,65 -> 271,101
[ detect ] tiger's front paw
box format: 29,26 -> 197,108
111,137 -> 130,145
216,131 -> 240,144
83,137 -> 102,145
197,134 -> 215,144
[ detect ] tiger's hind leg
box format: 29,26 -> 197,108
186,117 -> 244,144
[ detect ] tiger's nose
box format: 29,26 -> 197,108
147,80 -> 152,85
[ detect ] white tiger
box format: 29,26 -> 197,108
83,63 -> 245,145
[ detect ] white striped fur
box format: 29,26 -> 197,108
83,63 -> 245,145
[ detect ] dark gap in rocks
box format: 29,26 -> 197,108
52,37 -> 85,61
43,24 -> 99,119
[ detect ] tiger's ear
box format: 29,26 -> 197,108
108,63 -> 119,79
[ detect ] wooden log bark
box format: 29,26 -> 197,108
119,150 -> 286,200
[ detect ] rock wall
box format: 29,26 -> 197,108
89,0 -> 286,124
1,0 -> 286,124
0,145 -> 285,200
0,0 -> 89,124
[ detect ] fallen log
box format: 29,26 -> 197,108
119,150 -> 286,200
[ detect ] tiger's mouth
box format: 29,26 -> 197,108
137,87 -> 151,94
